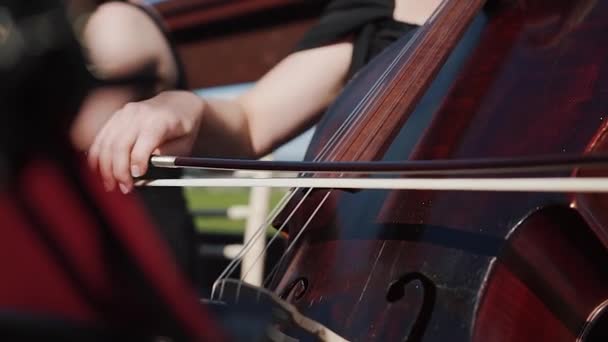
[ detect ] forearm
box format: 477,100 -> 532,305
88,42 -> 355,192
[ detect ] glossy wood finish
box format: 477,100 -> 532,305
271,0 -> 608,340
308,0 -> 485,163
152,0 -> 328,88
474,207 -> 608,341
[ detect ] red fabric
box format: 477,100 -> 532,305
0,194 -> 97,322
0,157 -> 225,340
22,160 -> 114,308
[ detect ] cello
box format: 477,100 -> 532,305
147,0 -> 608,340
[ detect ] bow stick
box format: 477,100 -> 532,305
150,154 -> 608,175
133,154 -> 608,193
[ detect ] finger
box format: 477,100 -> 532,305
88,118 -> 113,172
130,124 -> 167,178
97,113 -> 132,192
98,131 -> 117,192
112,123 -> 139,194
88,134 -> 102,172
89,121 -> 118,190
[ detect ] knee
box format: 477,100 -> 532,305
83,2 -> 177,86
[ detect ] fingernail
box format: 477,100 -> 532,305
131,165 -> 142,178
119,183 -> 130,194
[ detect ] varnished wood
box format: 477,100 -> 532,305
474,207 -> 608,341
311,0 -> 485,163
270,0 -> 608,340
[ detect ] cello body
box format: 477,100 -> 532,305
272,0 -> 608,340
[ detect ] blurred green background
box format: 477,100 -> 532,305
184,188 -> 286,235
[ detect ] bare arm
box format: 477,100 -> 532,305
86,0 -> 436,194
198,41 -> 354,156
88,41 -> 354,193
199,0 -> 440,158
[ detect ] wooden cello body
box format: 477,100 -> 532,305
270,0 -> 608,340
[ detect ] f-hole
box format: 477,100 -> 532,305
386,272 -> 436,342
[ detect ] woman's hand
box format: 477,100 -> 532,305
87,40 -> 356,195
88,90 -> 205,194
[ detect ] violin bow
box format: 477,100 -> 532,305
135,154 -> 608,193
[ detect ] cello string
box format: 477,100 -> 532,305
237,188 -> 315,286
209,1 -> 490,310
238,192 -> 331,302
350,18 -> 443,159
299,16 -> 429,167
219,14 -> 435,301
232,187 -> 317,302
220,96 -> 376,299
298,26 -> 423,161
213,96 -> 376,298
232,16 -> 438,298
232,30 -> 427,296
254,18 -> 437,290
359,0 -> 479,156
262,191 -> 332,287
260,0 -> 469,294
213,83 -> 381,298
213,16 -> 435,300
324,0 -> 466,171
210,188 -> 296,300
217,25 -> 420,295
281,0 -> 432,168
219,83 -> 393,299
217,187 -> 314,300
212,102 -> 372,299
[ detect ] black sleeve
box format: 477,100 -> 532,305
295,0 -> 418,76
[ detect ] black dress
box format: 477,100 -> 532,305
296,0 -> 418,76
92,1 -> 197,282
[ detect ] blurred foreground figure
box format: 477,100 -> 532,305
0,1 -> 221,339
68,0 -> 199,284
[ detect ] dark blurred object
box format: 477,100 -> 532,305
0,0 -> 93,186
152,0 -> 329,88
0,3 -> 307,340
0,2 -> 223,340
